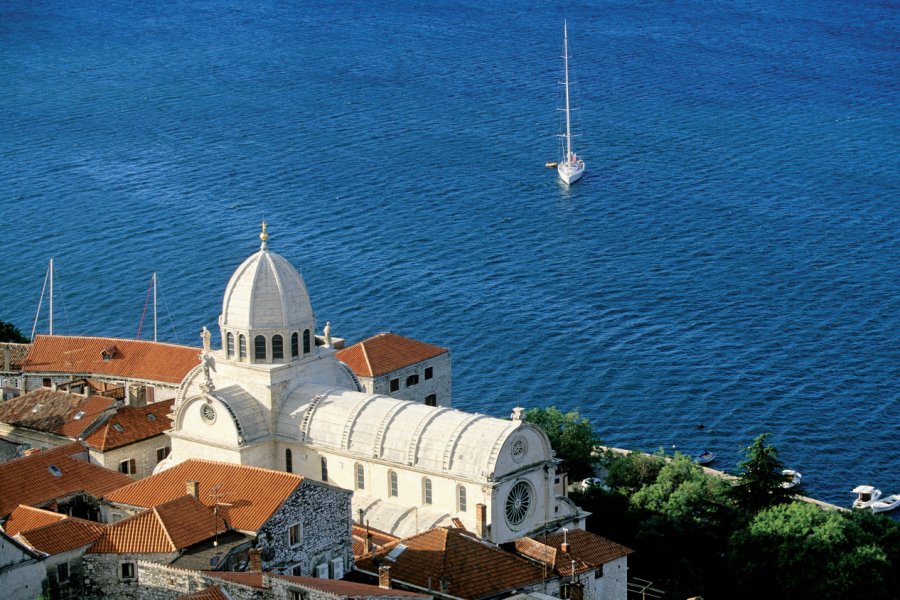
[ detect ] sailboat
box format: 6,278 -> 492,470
557,20 -> 585,185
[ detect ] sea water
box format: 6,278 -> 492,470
1,0 -> 897,506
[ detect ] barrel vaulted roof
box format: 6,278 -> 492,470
336,332 -> 447,377
24,335 -> 199,383
104,459 -> 305,532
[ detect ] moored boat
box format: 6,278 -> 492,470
782,469 -> 802,489
556,21 -> 585,185
852,485 -> 882,509
695,451 -> 716,465
870,493 -> 900,513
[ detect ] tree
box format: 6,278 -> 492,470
0,320 -> 28,343
732,433 -> 797,513
524,406 -> 601,480
605,449 -> 666,495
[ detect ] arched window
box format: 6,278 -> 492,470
272,334 -> 284,360
320,457 -> 328,482
254,335 -> 267,362
388,471 -> 398,497
356,464 -> 365,490
239,335 -> 247,360
457,485 -> 467,512
285,449 -> 293,473
291,332 -> 299,358
226,333 -> 234,358
303,329 -> 311,354
423,478 -> 433,505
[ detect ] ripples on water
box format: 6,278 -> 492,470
0,0 -> 897,505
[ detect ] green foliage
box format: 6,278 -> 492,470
523,406 -> 601,480
729,502 -> 896,599
733,433 -> 797,513
0,320 -> 28,343
605,449 -> 665,495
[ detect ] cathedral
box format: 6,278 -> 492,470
163,224 -> 587,544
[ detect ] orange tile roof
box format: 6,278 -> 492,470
3,505 -> 67,536
105,459 -> 304,532
515,529 -> 633,576
83,399 -> 174,451
355,528 -> 545,600
24,335 -> 200,384
0,442 -> 134,518
16,515 -> 107,555
88,495 -> 225,554
336,333 -> 447,378
0,388 -> 115,438
205,572 -> 428,598
177,586 -> 230,600
352,522 -> 400,558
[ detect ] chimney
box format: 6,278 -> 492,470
475,503 -> 486,539
561,527 -> 570,553
186,480 -> 199,498
378,565 -> 391,589
248,548 -> 262,572
84,385 -> 92,398
561,542 -> 570,553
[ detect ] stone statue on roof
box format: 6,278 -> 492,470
201,326 -> 211,352
324,321 -> 332,347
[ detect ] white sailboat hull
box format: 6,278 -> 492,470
558,160 -> 585,185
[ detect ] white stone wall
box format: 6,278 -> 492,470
0,536 -> 46,600
90,435 -> 172,480
586,556 -> 628,600
367,353 -> 451,407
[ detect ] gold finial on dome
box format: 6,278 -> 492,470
260,220 -> 269,250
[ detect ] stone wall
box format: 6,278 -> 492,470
82,551 -> 179,599
89,434 -> 171,480
256,479 -> 353,577
368,353 -> 451,407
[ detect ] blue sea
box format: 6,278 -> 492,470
1,0 -> 897,507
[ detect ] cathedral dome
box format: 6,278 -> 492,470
221,248 -> 314,331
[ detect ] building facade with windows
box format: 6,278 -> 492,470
162,226 -> 586,545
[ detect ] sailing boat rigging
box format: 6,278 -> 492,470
557,20 -> 585,185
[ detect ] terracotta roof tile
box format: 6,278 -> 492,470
356,528 -> 545,600
89,495 -> 225,554
352,523 -> 400,558
0,388 -> 115,438
0,442 -> 134,518
203,572 -> 428,598
105,459 -> 304,532
16,516 -> 107,555
3,505 -> 67,536
177,586 -> 230,600
83,399 -> 174,451
336,333 -> 447,378
203,572 -> 264,587
24,335 -> 200,384
516,529 -> 633,576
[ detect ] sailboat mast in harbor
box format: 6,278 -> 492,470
557,20 -> 585,185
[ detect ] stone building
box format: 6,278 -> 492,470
103,459 -> 353,577
336,333 -> 451,407
163,225 -> 587,544
82,399 -> 175,479
0,528 -> 46,600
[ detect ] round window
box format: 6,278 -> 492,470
201,403 -> 217,424
511,436 -> 528,463
505,480 -> 533,528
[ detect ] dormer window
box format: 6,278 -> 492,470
101,346 -> 118,361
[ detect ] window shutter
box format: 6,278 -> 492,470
315,563 -> 329,578
330,557 -> 344,580
129,459 -> 136,474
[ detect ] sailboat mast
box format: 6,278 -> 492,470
49,257 -> 54,336
153,272 -> 158,342
563,21 -> 572,161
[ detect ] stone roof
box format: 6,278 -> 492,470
0,388 -> 116,438
88,495 -> 225,554
513,529 -> 634,576
83,399 -> 174,451
355,528 -> 546,600
24,335 -> 200,383
3,505 -> 67,536
105,459 -> 304,533
16,515 -> 107,555
336,333 -> 447,378
0,442 -> 134,518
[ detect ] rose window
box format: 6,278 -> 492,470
505,481 -> 533,528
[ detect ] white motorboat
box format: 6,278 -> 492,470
782,469 -> 802,489
852,485 -> 882,509
870,493 -> 900,513
556,21 -> 585,185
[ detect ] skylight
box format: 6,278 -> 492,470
113,423 -> 125,432
147,414 -> 157,422
385,543 -> 407,562
31,404 -> 43,413
48,464 -> 63,477
74,411 -> 86,420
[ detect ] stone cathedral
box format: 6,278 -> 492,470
162,224 -> 586,544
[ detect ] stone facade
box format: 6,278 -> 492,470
0,531 -> 46,600
256,479 -> 353,577
88,435 -> 172,480
364,353 -> 452,408
82,551 -> 179,599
